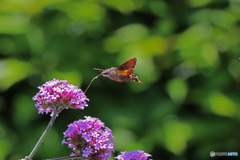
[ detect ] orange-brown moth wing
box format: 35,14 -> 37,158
120,68 -> 134,76
116,58 -> 137,71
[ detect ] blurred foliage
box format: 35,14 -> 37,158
1,0 -> 240,160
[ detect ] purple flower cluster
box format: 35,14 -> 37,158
115,150 -> 152,160
63,116 -> 115,160
33,78 -> 89,114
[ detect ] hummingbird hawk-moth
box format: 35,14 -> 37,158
94,58 -> 142,83
84,58 -> 142,93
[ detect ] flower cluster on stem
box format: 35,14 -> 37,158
115,150 -> 152,160
63,116 -> 115,160
33,78 -> 89,115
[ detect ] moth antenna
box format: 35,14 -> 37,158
93,68 -> 104,71
84,74 -> 101,94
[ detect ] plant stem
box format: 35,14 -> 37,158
26,109 -> 58,160
44,155 -> 84,160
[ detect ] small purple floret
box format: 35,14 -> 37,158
63,116 -> 115,160
33,78 -> 89,114
115,150 -> 152,160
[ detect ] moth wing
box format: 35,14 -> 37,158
117,58 -> 137,71
118,68 -> 134,76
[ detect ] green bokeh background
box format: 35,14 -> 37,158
1,0 -> 240,159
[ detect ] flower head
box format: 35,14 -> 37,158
33,78 -> 89,114
115,150 -> 152,160
63,116 -> 115,160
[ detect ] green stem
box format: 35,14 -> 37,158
44,155 -> 84,160
25,109 -> 58,160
